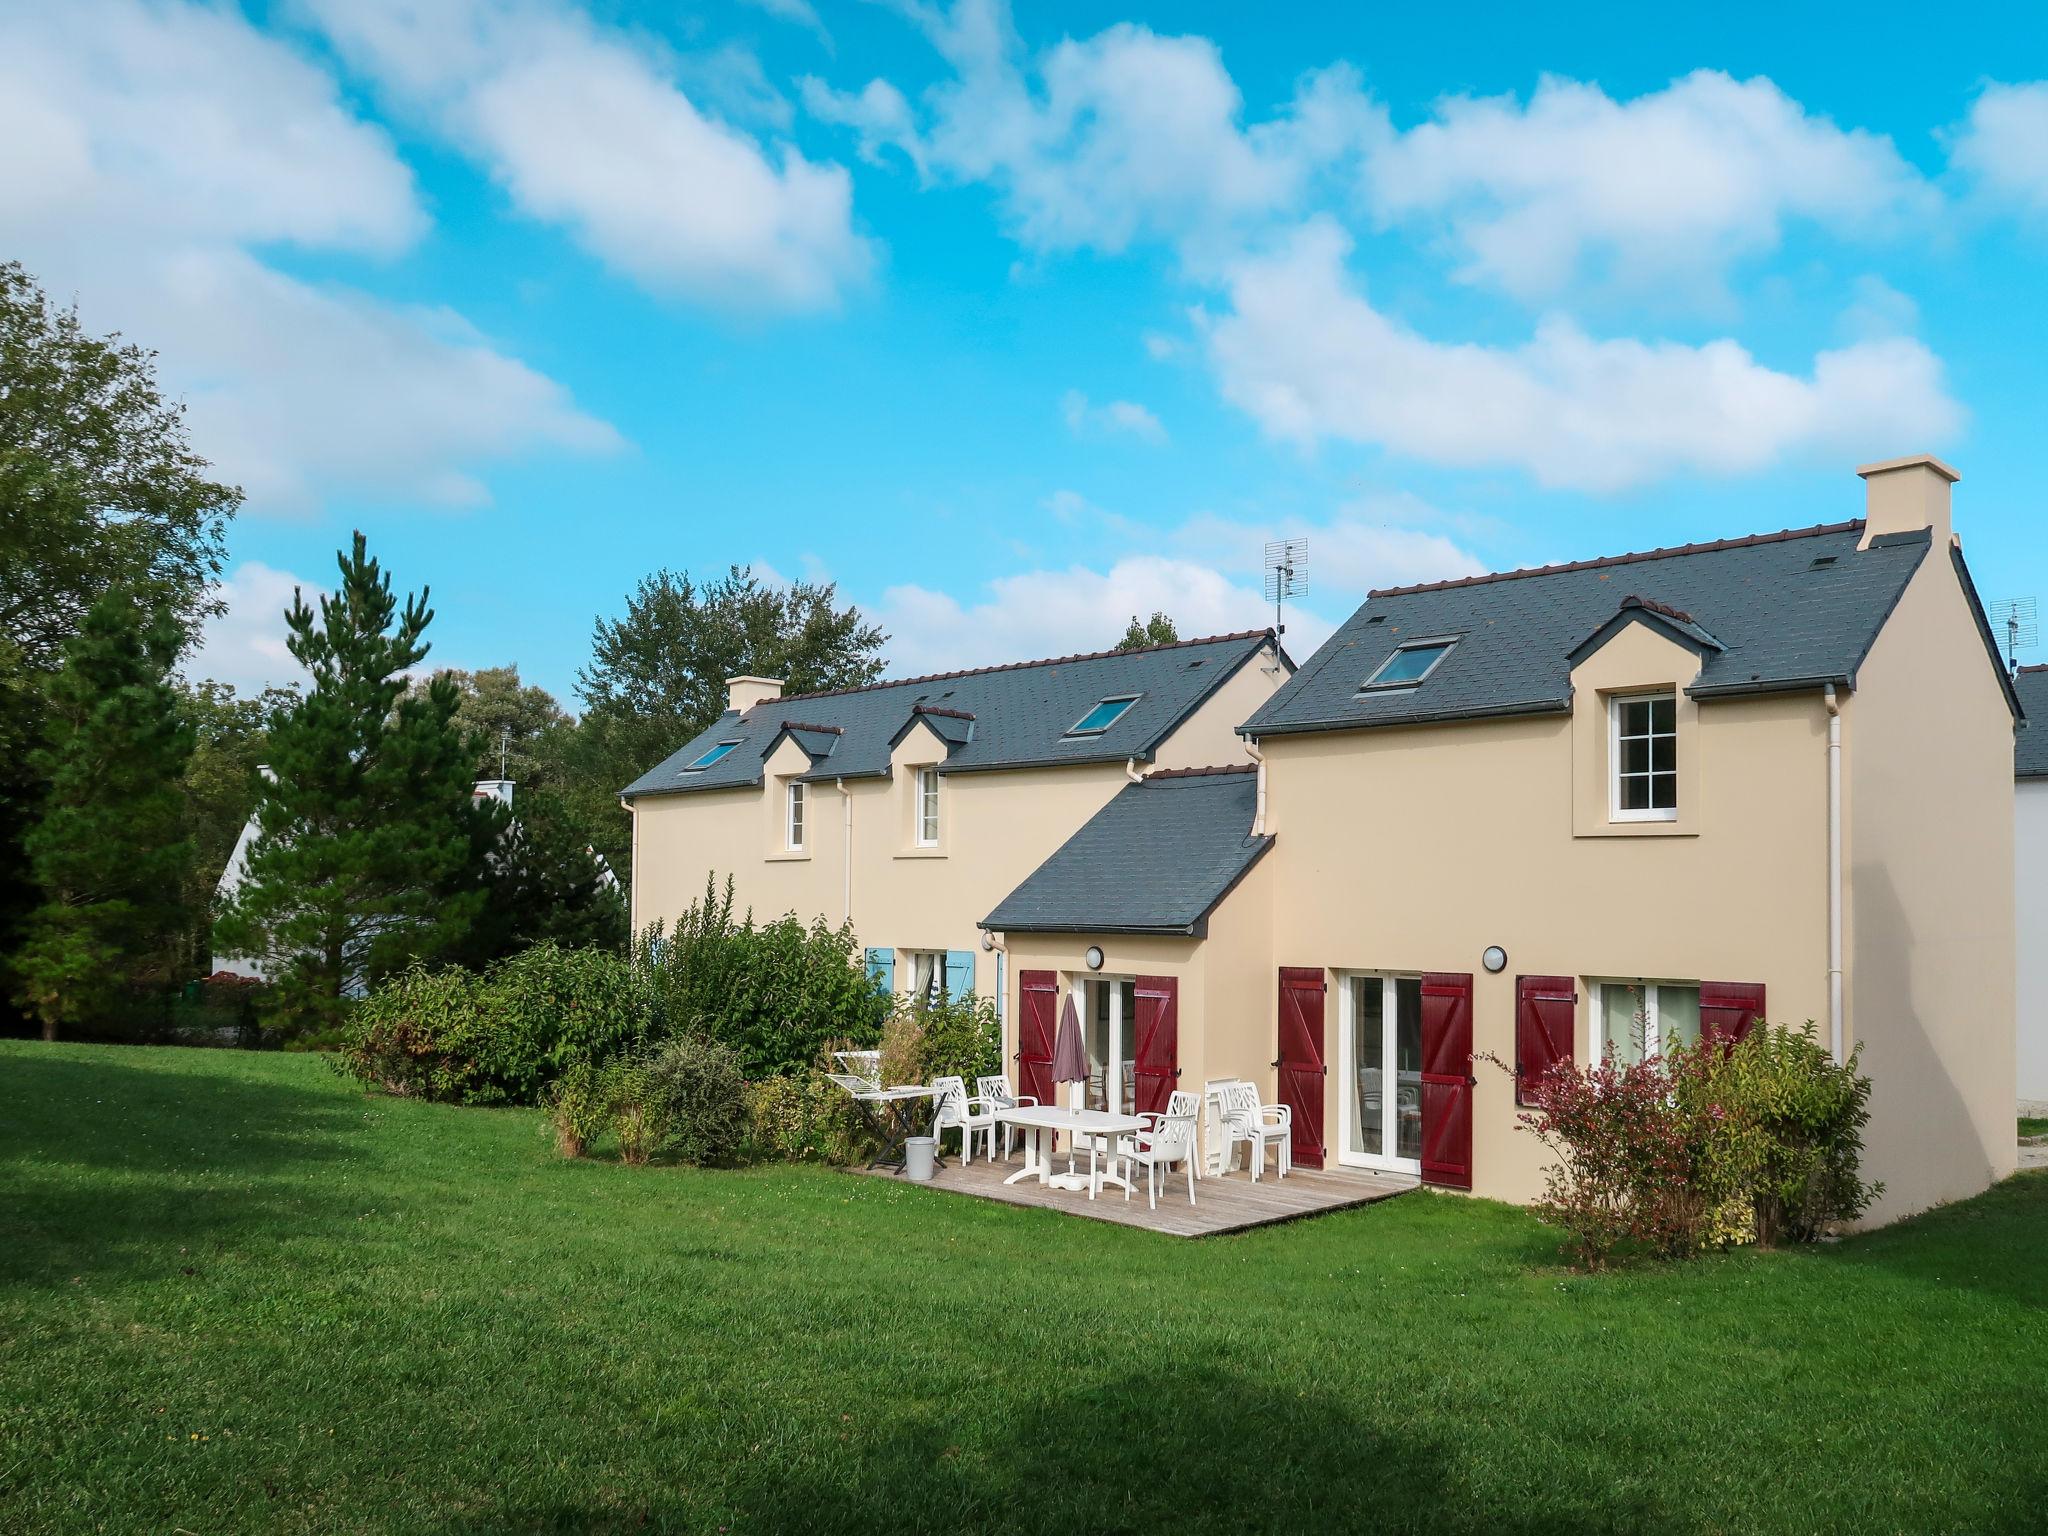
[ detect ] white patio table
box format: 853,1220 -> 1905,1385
996,1105 -> 1147,1199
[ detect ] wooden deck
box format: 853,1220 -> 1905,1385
856,1152 -> 1419,1238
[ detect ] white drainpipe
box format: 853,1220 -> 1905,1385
1125,756 -> 1144,783
1824,684 -> 1844,1063
619,796 -> 639,942
836,777 -> 853,927
1243,736 -> 1266,835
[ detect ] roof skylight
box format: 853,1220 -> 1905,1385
1360,639 -> 1455,691
685,740 -> 742,770
1067,695 -> 1139,736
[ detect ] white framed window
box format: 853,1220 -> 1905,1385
1067,695 -> 1139,736
785,780 -> 806,850
1336,974 -> 1425,1173
906,950 -> 947,1005
1361,638 -> 1455,691
1590,980 -> 1701,1065
1610,691 -> 1678,821
915,766 -> 940,846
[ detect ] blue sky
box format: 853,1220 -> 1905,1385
6,1 -> 2046,702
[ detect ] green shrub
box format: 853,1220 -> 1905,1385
879,992 -> 1000,1087
336,944 -> 648,1105
639,1035 -> 747,1166
545,1060 -> 613,1158
1505,1020 -> 1880,1268
637,875 -> 889,1077
1680,1024 -> 1880,1244
335,963 -> 489,1101
607,1058 -> 668,1168
484,943 -> 650,1101
743,1070 -> 876,1165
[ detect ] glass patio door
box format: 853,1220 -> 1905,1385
1340,975 -> 1424,1173
1083,977 -> 1138,1114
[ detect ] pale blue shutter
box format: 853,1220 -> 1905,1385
864,947 -> 895,994
946,950 -> 976,1001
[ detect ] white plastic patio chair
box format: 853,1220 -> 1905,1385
975,1074 -> 1037,1161
1220,1081 -> 1292,1182
1112,1090 -> 1201,1210
930,1075 -> 999,1167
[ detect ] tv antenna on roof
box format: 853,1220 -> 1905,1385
1263,538 -> 1308,638
1991,596 -> 2038,674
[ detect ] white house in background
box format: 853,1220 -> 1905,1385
209,776 -> 611,983
2017,667 -> 2048,1114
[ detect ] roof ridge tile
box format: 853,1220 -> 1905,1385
1143,764 -> 1257,780
1367,520 -> 1863,599
770,629 -> 1274,705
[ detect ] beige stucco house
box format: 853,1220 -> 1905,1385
620,630 -> 1291,1009
979,456 -> 2020,1227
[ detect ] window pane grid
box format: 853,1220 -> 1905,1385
917,768 -> 939,844
1613,693 -> 1677,816
787,782 -> 805,848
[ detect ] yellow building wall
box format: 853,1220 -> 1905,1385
1259,664 -> 1833,1206
1843,546 -> 2018,1221
627,651 -> 1285,1000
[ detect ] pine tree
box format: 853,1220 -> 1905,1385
213,534 -> 497,1026
12,594 -> 195,1040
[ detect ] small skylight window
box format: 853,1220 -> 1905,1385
1067,695 -> 1139,735
1361,639 -> 1455,691
685,740 -> 742,770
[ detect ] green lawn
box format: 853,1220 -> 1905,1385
2022,1116 -> 2048,1140
3,1045 -> 2044,1535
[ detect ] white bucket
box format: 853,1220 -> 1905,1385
903,1136 -> 937,1181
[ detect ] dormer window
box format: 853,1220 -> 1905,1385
687,740 -> 741,770
916,767 -> 940,847
1068,695 -> 1138,736
1611,692 -> 1678,821
786,780 -> 807,850
1361,639 -> 1455,691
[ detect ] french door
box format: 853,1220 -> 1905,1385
1083,976 -> 1138,1114
1337,974 -> 1424,1174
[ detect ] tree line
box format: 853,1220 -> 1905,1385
2,258 -> 1185,1041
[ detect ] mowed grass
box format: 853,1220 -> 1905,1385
2,1045 -> 2044,1535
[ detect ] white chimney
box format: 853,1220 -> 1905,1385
725,675 -> 784,714
472,779 -> 514,808
1857,454 -> 1959,550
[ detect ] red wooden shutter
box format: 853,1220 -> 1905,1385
1514,975 -> 1576,1107
1419,972 -> 1474,1190
1276,968 -> 1328,1169
1016,970 -> 1058,1105
1700,981 -> 1765,1050
1132,976 -> 1180,1117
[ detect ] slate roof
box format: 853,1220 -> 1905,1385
981,767 -> 1273,937
1245,521 -> 1939,738
2018,667 -> 2048,779
621,631 -> 1284,800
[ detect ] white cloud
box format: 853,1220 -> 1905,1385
1949,81 -> 2048,219
805,1 -> 1377,269
1061,390 -> 1168,443
1205,221 -> 1961,493
182,562 -> 320,694
0,0 -> 619,515
740,0 -> 833,49
1362,70 -> 1936,302
303,0 -> 872,310
1170,503 -> 1488,597
877,554 -> 1326,677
